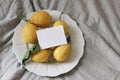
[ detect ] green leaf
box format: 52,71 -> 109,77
31,44 -> 40,54
22,44 -> 40,65
20,14 -> 29,22
67,35 -> 71,43
23,50 -> 30,60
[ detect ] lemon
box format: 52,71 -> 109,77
22,23 -> 38,44
49,46 -> 57,51
30,11 -> 52,28
53,20 -> 69,34
53,44 -> 72,62
31,49 -> 51,62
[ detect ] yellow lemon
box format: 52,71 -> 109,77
48,46 -> 57,51
30,11 -> 52,28
31,50 -> 51,62
53,20 -> 69,34
53,44 -> 72,62
22,23 -> 38,44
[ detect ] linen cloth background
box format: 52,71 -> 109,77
0,0 -> 120,80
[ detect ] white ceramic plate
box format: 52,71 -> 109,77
12,10 -> 85,77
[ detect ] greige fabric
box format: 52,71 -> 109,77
0,0 -> 120,80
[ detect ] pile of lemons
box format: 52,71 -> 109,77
22,10 -> 72,63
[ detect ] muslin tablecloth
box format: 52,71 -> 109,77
0,0 -> 120,80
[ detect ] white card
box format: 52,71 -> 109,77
36,26 -> 67,49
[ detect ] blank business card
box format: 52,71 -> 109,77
36,26 -> 67,49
